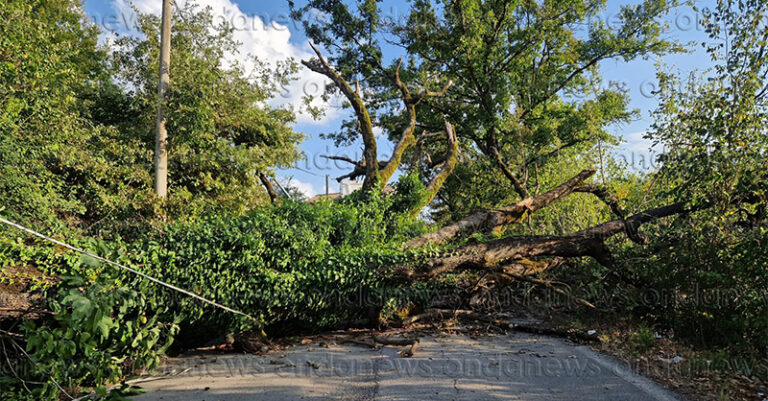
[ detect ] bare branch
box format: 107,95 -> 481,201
258,172 -> 279,205
321,155 -> 360,166
410,121 -> 460,217
302,42 -> 379,191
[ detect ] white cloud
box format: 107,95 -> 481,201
277,177 -> 317,198
613,131 -> 665,171
619,131 -> 654,153
109,0 -> 338,123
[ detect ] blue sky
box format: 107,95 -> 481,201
80,0 -> 716,197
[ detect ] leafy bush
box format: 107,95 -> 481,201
1,186 -> 432,399
0,238 -> 177,400
122,196 -> 427,340
629,325 -> 656,352
615,213 -> 768,352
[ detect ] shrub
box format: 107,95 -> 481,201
0,238 -> 177,400
123,196 -> 427,340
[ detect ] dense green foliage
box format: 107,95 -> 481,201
0,237 -> 177,400
1,193 -> 428,399
621,0 -> 768,351
122,191 -> 426,338
0,0 -> 114,229
290,0 -> 681,213
105,5 -> 304,229
556,0 -> 768,354
2,0 -> 768,399
0,0 -> 302,238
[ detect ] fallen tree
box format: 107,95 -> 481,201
395,202 -> 692,280
404,169 -> 598,247
297,38 -> 696,286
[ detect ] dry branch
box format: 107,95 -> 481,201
372,333 -> 419,346
372,332 -> 420,357
403,309 -> 509,328
493,270 -> 596,309
511,325 -> 600,343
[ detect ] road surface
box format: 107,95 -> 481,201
132,331 -> 686,401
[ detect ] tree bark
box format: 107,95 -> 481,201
394,202 -> 688,280
405,169 -> 596,247
258,172 -> 279,204
379,61 -> 453,188
410,121 -> 459,217
302,42 -> 379,191
304,53 -> 454,194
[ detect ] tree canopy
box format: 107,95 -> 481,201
1,0 -> 304,237
3,0 -> 768,399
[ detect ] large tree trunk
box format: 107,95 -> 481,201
394,202 -> 688,280
405,169 -> 597,248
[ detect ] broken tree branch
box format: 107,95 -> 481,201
573,184 -> 651,244
372,332 -> 420,357
574,184 -> 625,219
302,42 -> 378,191
321,156 -> 389,182
493,269 -> 596,309
395,202 -> 690,280
406,169 -> 596,247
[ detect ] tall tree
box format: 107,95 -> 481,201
399,0 -> 680,200
290,0 -> 680,223
0,0 -> 110,228
109,4 -> 304,224
648,0 -> 768,208
0,1 -> 304,235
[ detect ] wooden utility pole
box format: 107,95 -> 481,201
154,0 -> 172,198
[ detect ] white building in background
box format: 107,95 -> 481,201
308,178 -> 394,203
340,180 -> 364,196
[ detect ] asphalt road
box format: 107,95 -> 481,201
131,332 -> 687,401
